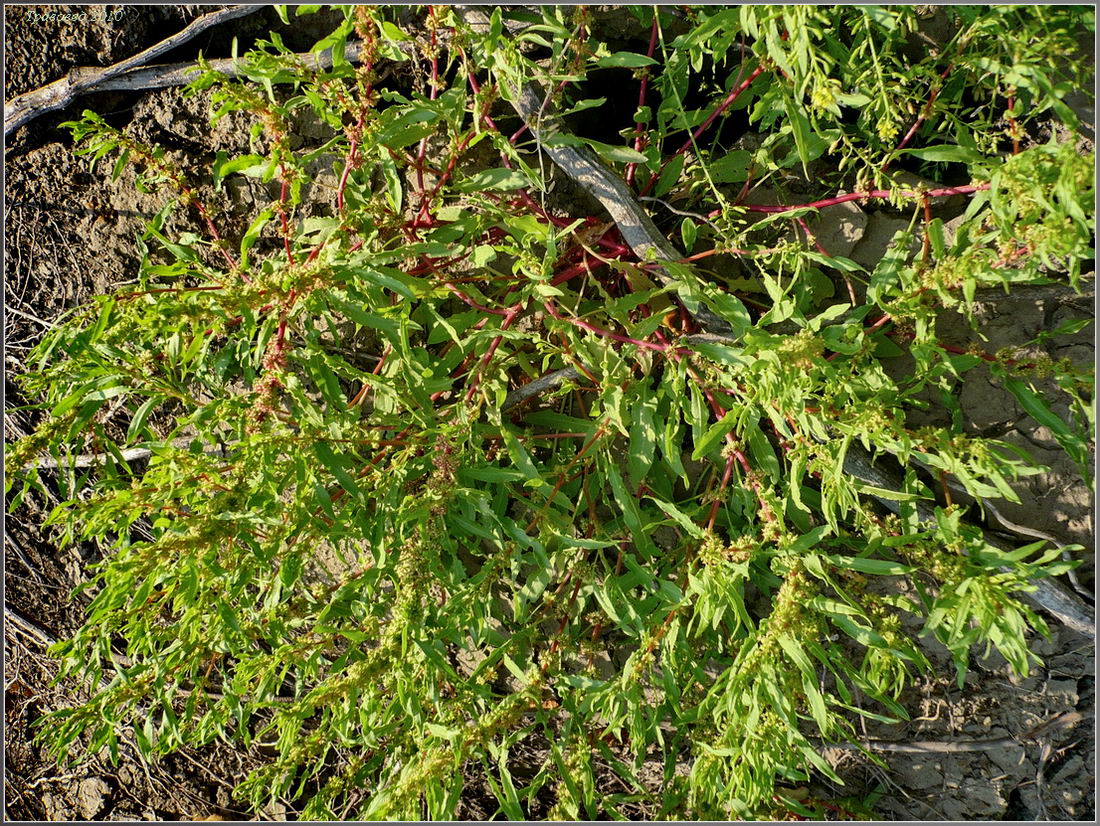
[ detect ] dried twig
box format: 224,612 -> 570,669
71,39 -> 369,97
457,6 -> 733,337
4,604 -> 62,650
5,534 -> 45,584
5,6 -> 265,136
23,436 -> 230,470
823,711 -> 1082,754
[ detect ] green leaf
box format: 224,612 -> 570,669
789,525 -> 832,553
240,207 -> 274,266
125,396 -> 162,443
213,152 -> 267,189
784,97 -> 813,177
1004,378 -> 1091,471
831,614 -> 891,649
680,217 -> 698,253
649,497 -> 705,539
699,290 -> 752,341
627,396 -> 657,487
692,408 -> 737,461
777,635 -> 814,677
654,154 -> 685,197
561,97 -> 608,117
379,20 -> 411,41
902,145 -> 985,164
708,150 -> 752,183
501,430 -> 545,489
745,420 -> 780,481
853,483 -> 925,502
380,153 -> 403,211
457,168 -> 531,192
111,148 -> 130,182
689,339 -> 751,368
218,603 -> 242,635
596,52 -> 659,69
313,441 -> 361,500
584,140 -> 649,165
604,458 -> 655,555
827,555 -> 915,576
377,108 -> 440,148
425,723 -> 459,740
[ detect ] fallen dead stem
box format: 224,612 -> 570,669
821,710 -> 1083,754
4,6 -> 264,136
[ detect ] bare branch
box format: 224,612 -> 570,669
7,6 -> 263,136
823,711 -> 1083,754
23,437 -> 229,470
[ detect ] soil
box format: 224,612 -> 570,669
4,5 -> 1094,821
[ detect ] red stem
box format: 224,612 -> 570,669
1006,94 -> 1020,155
415,23 -> 440,209
866,313 -> 893,334
921,194 -> 933,264
641,64 -> 765,197
185,187 -> 241,276
884,65 -> 952,171
721,183 -> 990,216
414,132 -> 474,227
707,453 -> 736,531
938,341 -> 1032,368
673,64 -> 765,159
543,300 -> 669,353
796,216 -> 857,304
443,283 -> 512,316
509,124 -> 529,145
733,168 -> 756,206
794,216 -> 829,257
279,172 -> 295,265
625,11 -> 660,187
465,305 -> 523,402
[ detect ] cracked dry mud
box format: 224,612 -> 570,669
4,5 -> 1094,821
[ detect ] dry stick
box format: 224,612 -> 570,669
4,605 -> 113,692
840,444 -> 1094,638
4,5 -> 265,136
5,535 -> 46,585
822,710 -> 1082,755
926,460 -> 1093,602
6,39 -> 368,135
22,437 -> 233,470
